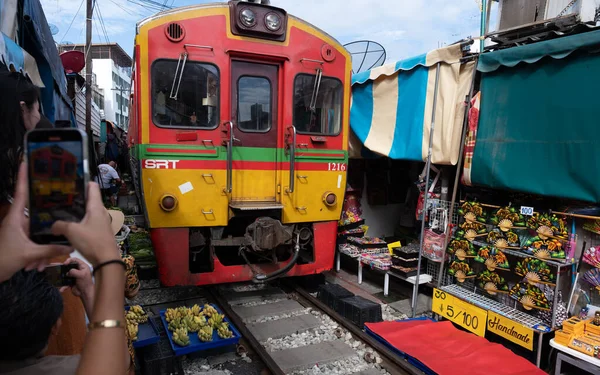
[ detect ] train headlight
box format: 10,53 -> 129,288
322,192 -> 337,207
265,13 -> 282,31
159,194 -> 178,212
240,9 -> 257,27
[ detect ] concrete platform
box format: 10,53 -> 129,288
222,287 -> 287,306
232,299 -> 305,323
247,313 -> 321,341
270,340 -> 355,373
389,294 -> 432,316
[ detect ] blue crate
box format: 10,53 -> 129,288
160,304 -> 241,356
125,306 -> 160,349
364,318 -> 436,375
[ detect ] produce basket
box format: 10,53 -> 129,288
125,305 -> 160,349
160,304 -> 241,356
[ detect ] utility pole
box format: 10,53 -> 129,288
85,0 -> 93,135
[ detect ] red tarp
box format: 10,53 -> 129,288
365,320 -> 546,375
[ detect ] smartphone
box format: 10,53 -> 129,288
25,129 -> 89,244
42,263 -> 78,287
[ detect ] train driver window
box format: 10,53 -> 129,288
237,76 -> 271,132
152,60 -> 219,129
293,74 -> 342,135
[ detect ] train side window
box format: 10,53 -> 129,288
237,76 -> 271,132
293,74 -> 342,135
152,60 -> 219,129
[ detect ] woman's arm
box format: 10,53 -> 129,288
52,182 -> 128,375
77,264 -> 127,374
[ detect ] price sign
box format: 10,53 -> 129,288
520,206 -> 534,216
487,311 -> 534,350
432,288 -> 487,337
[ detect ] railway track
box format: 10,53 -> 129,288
210,281 -> 425,375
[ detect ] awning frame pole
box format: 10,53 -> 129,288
412,62 -> 441,318
436,58 -> 479,289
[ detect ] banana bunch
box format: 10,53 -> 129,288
129,305 -> 148,323
208,313 -> 224,329
190,304 -> 202,317
182,315 -> 201,332
165,307 -> 183,323
202,304 -> 218,318
217,322 -> 233,339
172,327 -> 190,347
168,317 -> 184,332
127,321 -> 139,341
198,325 -> 213,342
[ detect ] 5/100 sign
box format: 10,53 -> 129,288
432,288 -> 487,337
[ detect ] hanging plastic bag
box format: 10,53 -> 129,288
415,168 -> 440,221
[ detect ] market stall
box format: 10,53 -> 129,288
348,42 -> 477,316
433,28 -> 600,370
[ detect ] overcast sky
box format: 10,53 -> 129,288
41,0 -> 492,63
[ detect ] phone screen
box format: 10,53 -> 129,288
27,129 -> 87,244
42,263 -> 77,287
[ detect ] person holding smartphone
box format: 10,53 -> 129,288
0,164 -> 128,375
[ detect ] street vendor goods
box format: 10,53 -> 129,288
448,261 -> 476,282
583,246 -> 600,268
522,236 -> 565,260
474,247 -> 510,271
489,205 -> 526,229
458,201 -> 487,223
447,239 -> 476,260
515,258 -> 556,285
478,270 -> 509,295
526,212 -> 568,239
173,327 -> 190,347
509,283 -> 550,310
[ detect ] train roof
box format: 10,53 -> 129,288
135,2 -> 347,54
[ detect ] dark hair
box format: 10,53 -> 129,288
0,71 -> 40,201
0,270 -> 63,360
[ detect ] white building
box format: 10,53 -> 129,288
58,43 -> 132,131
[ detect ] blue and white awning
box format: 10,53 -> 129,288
350,44 -> 475,165
0,32 -> 44,87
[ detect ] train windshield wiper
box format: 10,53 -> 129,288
169,52 -> 188,100
309,68 -> 323,112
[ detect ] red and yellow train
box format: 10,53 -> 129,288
128,0 -> 350,286
31,145 -> 77,208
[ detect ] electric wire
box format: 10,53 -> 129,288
59,0 -> 85,43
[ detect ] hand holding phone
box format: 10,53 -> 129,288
25,129 -> 89,245
42,263 -> 78,287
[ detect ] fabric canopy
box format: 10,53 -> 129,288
468,30 -> 600,203
350,44 -> 475,165
0,32 -> 44,87
478,29 -> 600,73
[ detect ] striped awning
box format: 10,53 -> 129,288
350,44 -> 475,165
0,31 -> 44,87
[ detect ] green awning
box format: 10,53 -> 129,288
478,29 -> 600,73
470,31 -> 600,203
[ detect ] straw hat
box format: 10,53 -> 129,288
107,209 -> 125,236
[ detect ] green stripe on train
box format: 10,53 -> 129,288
134,144 -> 348,163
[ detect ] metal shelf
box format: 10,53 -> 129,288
441,284 -> 547,329
470,239 -> 575,268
